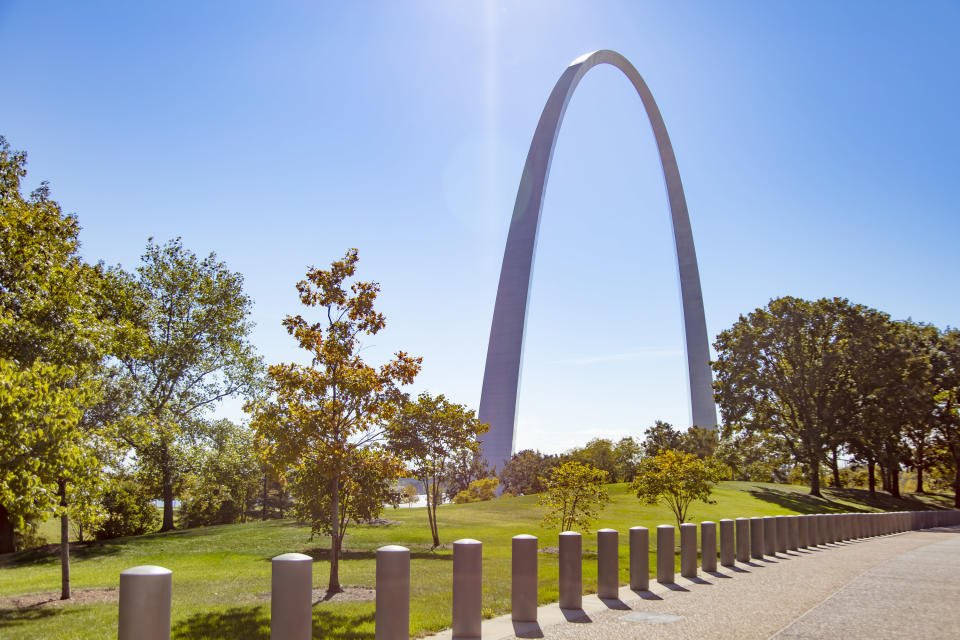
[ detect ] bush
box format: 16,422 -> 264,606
453,477 -> 499,503
94,481 -> 160,540
179,486 -> 242,528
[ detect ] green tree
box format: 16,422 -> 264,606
641,420 -> 683,457
680,425 -> 719,459
500,449 -> 559,495
712,297 -> 881,496
289,446 -> 406,548
249,249 -> 420,592
612,437 -> 643,483
537,461 -> 610,532
631,449 -> 723,528
0,360 -> 89,548
934,328 -> 960,507
180,419 -> 261,527
388,391 -> 488,547
119,238 -> 262,531
0,136 -> 127,601
453,477 -> 499,503
568,438 -> 617,479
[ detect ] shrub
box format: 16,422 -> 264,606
94,481 -> 160,540
179,487 -> 242,528
453,477 -> 499,503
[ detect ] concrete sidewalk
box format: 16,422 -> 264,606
423,526 -> 960,640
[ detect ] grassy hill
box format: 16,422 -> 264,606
0,481 -> 952,639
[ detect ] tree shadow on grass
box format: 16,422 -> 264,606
171,605 -> 376,640
745,486 -> 853,514
0,605 -> 69,629
172,606 -> 269,640
747,485 -> 950,515
0,540 -> 122,568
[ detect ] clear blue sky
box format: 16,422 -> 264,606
2,1 -> 958,454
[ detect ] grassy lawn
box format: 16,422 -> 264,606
0,481 -> 952,639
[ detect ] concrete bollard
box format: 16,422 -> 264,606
656,525 -> 675,584
798,514 -> 808,549
453,539 -> 482,639
270,553 -> 312,640
559,531 -> 582,609
512,535 -> 538,622
736,518 -> 750,563
629,527 -> 649,591
775,516 -> 788,554
119,565 -> 172,640
719,519 -> 735,567
701,521 -> 717,572
763,516 -> 777,556
597,529 -> 619,599
680,523 -> 697,578
750,517 -> 764,559
376,545 -> 410,640
787,515 -> 799,551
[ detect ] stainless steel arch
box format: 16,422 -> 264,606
478,49 -> 717,473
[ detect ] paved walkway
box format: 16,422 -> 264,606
423,526 -> 960,640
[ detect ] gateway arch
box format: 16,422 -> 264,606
478,49 -> 717,473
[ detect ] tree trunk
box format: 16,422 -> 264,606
890,465 -> 901,498
160,443 -> 175,532
262,474 -> 269,520
59,479 -> 71,600
953,455 -> 960,508
278,485 -> 286,519
808,459 -> 822,497
867,459 -> 876,497
916,465 -> 924,494
327,475 -> 342,593
880,462 -> 891,492
0,504 -> 14,554
830,449 -> 842,488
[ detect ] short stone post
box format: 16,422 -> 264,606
735,518 -> 750,563
270,553 -> 312,640
512,535 -> 538,622
119,565 -> 172,640
719,519 -> 735,567
559,531 -> 582,609
629,527 -> 649,591
798,514 -> 808,549
750,517 -> 764,559
826,514 -> 836,544
597,529 -> 619,599
763,516 -> 777,556
376,545 -> 410,640
680,523 -> 697,578
453,539 -> 482,639
775,516 -> 788,554
701,521 -> 717,572
787,515 -> 799,551
656,525 -> 675,584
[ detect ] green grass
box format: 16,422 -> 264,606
0,481 -> 953,639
